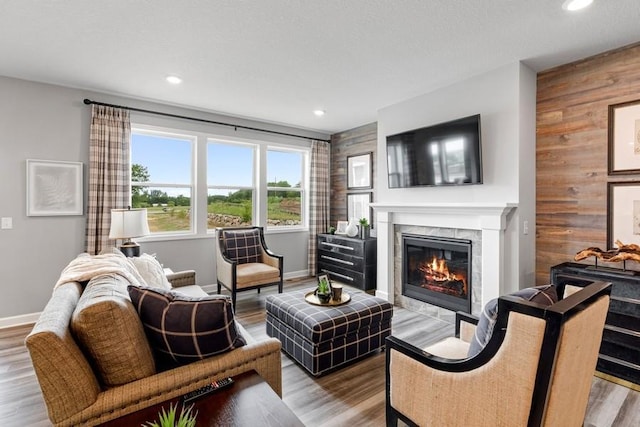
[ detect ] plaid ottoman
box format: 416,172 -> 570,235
265,289 -> 393,376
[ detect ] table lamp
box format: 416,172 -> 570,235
109,207 -> 150,257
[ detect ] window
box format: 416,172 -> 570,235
130,125 -> 309,237
267,149 -> 305,228
130,129 -> 194,234
207,141 -> 255,230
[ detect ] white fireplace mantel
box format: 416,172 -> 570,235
371,202 -> 517,308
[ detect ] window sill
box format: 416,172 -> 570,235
138,227 -> 309,243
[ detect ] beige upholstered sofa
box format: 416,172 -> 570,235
25,253 -> 282,427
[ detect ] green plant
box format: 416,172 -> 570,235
329,226 -> 336,234
142,402 -> 197,427
359,217 -> 369,227
317,276 -> 331,294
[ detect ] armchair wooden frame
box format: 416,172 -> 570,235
385,281 -> 612,427
215,226 -> 284,307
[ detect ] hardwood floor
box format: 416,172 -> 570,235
1,279 -> 638,426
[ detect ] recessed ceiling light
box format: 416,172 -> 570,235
314,109 -> 326,117
166,75 -> 183,84
562,0 -> 594,11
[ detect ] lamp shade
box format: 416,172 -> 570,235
109,208 -> 150,240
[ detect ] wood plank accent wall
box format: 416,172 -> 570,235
536,42 -> 640,284
329,122 -> 377,227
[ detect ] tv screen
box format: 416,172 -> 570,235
386,114 -> 483,188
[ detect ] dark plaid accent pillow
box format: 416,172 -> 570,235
467,284 -> 558,358
127,286 -> 246,368
223,229 -> 261,264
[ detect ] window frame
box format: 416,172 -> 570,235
206,139 -> 257,231
265,146 -> 308,230
129,123 -> 311,241
130,126 -> 196,236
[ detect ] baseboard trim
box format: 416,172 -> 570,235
0,312 -> 40,329
199,284 -> 218,294
284,270 -> 310,280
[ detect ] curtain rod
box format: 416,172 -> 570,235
83,99 -> 330,143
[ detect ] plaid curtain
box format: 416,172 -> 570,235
85,105 -> 131,255
307,140 -> 330,276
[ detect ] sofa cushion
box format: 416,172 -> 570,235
129,253 -> 172,289
70,274 -> 156,387
223,229 -> 261,264
127,285 -> 246,368
467,284 -> 558,358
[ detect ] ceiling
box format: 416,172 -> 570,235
1,1 -> 639,134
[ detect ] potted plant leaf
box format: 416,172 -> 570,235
315,274 -> 332,304
143,402 -> 197,427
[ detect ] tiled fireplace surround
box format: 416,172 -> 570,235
372,202 -> 517,320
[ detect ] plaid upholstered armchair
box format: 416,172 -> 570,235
385,281 -> 611,427
215,226 -> 283,307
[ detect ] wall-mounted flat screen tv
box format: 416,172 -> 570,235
386,114 -> 483,188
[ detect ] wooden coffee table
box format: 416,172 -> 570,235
99,370 -> 303,426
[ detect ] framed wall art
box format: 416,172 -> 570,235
347,152 -> 372,189
335,220 -> 348,235
347,192 -> 372,224
27,159 -> 83,216
607,181 -> 640,249
608,99 -> 640,175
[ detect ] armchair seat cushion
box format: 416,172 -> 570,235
424,337 -> 470,360
236,263 -> 281,288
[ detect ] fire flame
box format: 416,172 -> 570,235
421,256 -> 461,282
418,256 -> 467,297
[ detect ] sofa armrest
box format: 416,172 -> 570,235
166,270 -> 196,288
60,337 -> 282,426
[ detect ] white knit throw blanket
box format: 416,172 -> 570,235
54,251 -> 147,290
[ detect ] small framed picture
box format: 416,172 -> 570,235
347,152 -> 372,189
607,181 -> 640,249
335,220 -> 348,234
317,273 -> 332,290
26,159 -> 83,216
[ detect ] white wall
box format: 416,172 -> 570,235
0,76 -> 327,320
376,62 -> 537,293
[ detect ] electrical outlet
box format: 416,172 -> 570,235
523,220 -> 529,235
1,217 -> 12,230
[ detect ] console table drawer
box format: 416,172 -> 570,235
318,262 -> 363,286
318,238 -> 365,257
318,251 -> 365,271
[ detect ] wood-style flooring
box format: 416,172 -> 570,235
0,279 -> 638,426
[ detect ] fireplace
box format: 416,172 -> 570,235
402,234 -> 472,313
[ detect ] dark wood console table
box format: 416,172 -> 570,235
550,262 -> 640,390
317,233 -> 377,291
99,370 -> 303,426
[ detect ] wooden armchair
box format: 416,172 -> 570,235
385,281 -> 611,427
215,226 -> 283,307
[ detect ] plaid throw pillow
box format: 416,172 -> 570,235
223,229 -> 261,264
467,284 -> 558,358
127,286 -> 246,368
